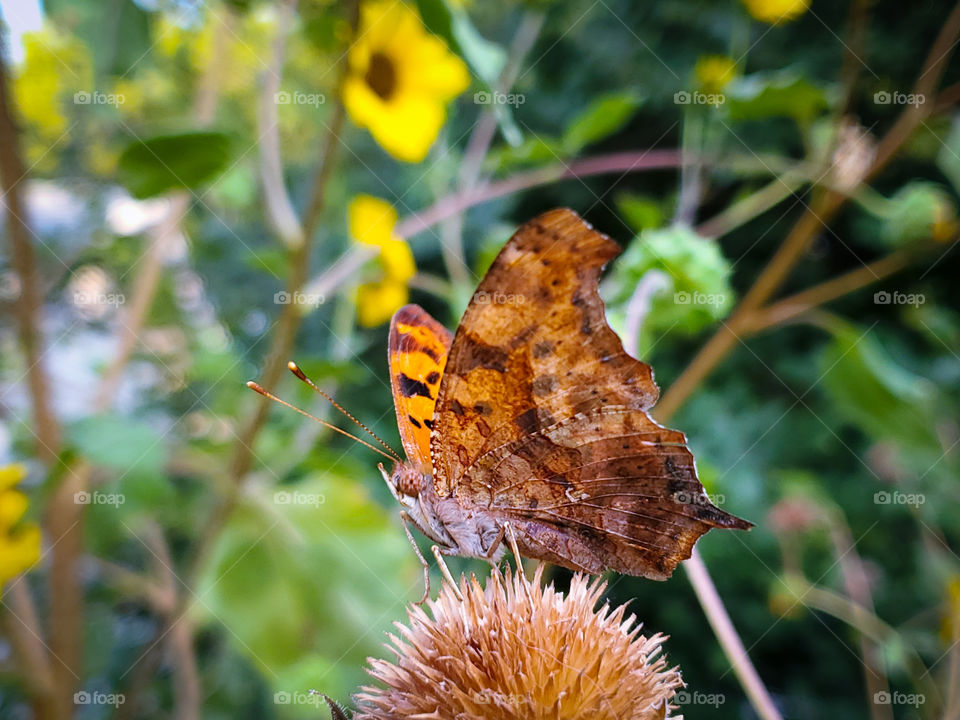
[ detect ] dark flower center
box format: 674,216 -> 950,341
365,52 -> 397,101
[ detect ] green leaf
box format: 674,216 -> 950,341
819,323 -> 940,453
883,181 -> 956,247
615,192 -> 664,233
562,90 -> 643,153
68,414 -> 166,478
117,131 -> 233,199
196,474 -> 419,703
726,70 -> 829,126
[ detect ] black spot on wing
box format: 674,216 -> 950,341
426,371 -> 441,385
398,373 -> 433,399
407,415 -> 422,429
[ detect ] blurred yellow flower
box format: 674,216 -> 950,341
695,55 -> 738,94
0,464 -> 41,590
349,196 -> 416,326
343,0 -> 470,163
742,0 -> 809,24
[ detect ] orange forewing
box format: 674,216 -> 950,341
388,304 -> 452,473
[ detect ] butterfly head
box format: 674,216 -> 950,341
378,461 -> 426,507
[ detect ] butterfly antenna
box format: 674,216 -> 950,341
246,381 -> 397,462
287,361 -> 402,462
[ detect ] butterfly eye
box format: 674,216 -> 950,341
393,466 -> 422,498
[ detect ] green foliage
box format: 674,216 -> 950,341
882,181 -> 957,247
725,69 -> 831,126
197,474 -> 417,709
604,225 -> 735,354
117,131 -> 234,199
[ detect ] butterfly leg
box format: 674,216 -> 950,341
431,545 -> 464,602
399,511 -> 431,604
481,525 -> 508,578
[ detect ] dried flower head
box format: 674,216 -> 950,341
355,566 -> 683,720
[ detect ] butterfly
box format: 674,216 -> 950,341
250,208 -> 750,598
381,208 -> 750,590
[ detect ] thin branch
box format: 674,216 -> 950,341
395,149 -> 683,238
744,245 -> 920,333
1,583 -> 57,720
259,0 -> 305,248
685,549 -> 785,720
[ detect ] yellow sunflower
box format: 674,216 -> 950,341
349,195 -> 416,326
742,0 -> 810,24
0,464 -> 41,590
343,0 -> 470,163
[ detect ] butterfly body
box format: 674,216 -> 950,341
386,208 -> 750,581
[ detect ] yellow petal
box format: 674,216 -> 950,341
0,525 -> 41,585
0,490 -> 29,530
357,280 -> 409,327
0,464 -> 27,492
742,0 -> 809,24
380,238 -> 416,283
349,195 -> 399,247
369,92 -> 447,163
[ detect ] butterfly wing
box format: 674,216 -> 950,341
388,304 -> 453,472
431,208 -> 749,578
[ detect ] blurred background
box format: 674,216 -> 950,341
0,0 -> 958,718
